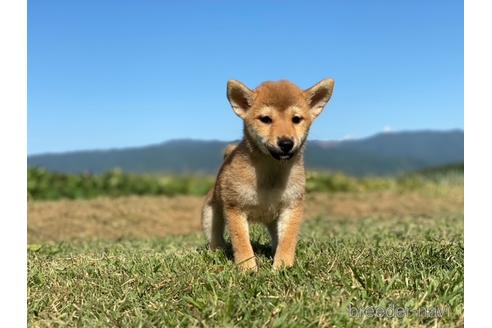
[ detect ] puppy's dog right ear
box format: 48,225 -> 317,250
304,79 -> 335,120
227,80 -> 253,119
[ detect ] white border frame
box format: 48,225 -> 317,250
464,0 -> 492,326
0,0 -> 27,325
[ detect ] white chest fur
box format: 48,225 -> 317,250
235,173 -> 304,223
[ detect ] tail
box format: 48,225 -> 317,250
223,143 -> 238,159
201,200 -> 213,243
201,189 -> 225,249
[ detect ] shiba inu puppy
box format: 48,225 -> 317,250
202,78 -> 335,270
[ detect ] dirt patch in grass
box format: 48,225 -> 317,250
28,195 -> 204,243
28,187 -> 463,244
305,188 -> 463,221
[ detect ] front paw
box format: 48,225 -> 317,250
237,256 -> 258,272
273,257 -> 294,270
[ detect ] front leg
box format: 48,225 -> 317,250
224,206 -> 257,271
273,201 -> 303,270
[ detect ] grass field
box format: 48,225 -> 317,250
27,171 -> 464,327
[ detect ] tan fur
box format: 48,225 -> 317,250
223,144 -> 237,159
202,78 -> 334,270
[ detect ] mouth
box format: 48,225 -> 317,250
268,148 -> 295,161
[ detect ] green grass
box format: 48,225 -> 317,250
28,167 -> 215,200
28,165 -> 464,201
28,215 -> 463,327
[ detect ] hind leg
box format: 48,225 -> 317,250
201,195 -> 226,250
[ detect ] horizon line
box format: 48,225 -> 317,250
27,128 -> 464,157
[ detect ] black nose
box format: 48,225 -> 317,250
278,138 -> 294,153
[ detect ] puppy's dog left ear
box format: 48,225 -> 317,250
227,80 -> 254,119
304,79 -> 335,119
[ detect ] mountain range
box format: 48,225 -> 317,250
27,130 -> 464,176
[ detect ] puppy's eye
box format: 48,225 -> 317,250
292,116 -> 303,124
259,116 -> 272,124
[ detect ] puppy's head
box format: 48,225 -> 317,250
227,79 -> 334,160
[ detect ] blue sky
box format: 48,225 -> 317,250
28,0 -> 463,155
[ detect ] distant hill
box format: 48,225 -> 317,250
28,130 -> 464,176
